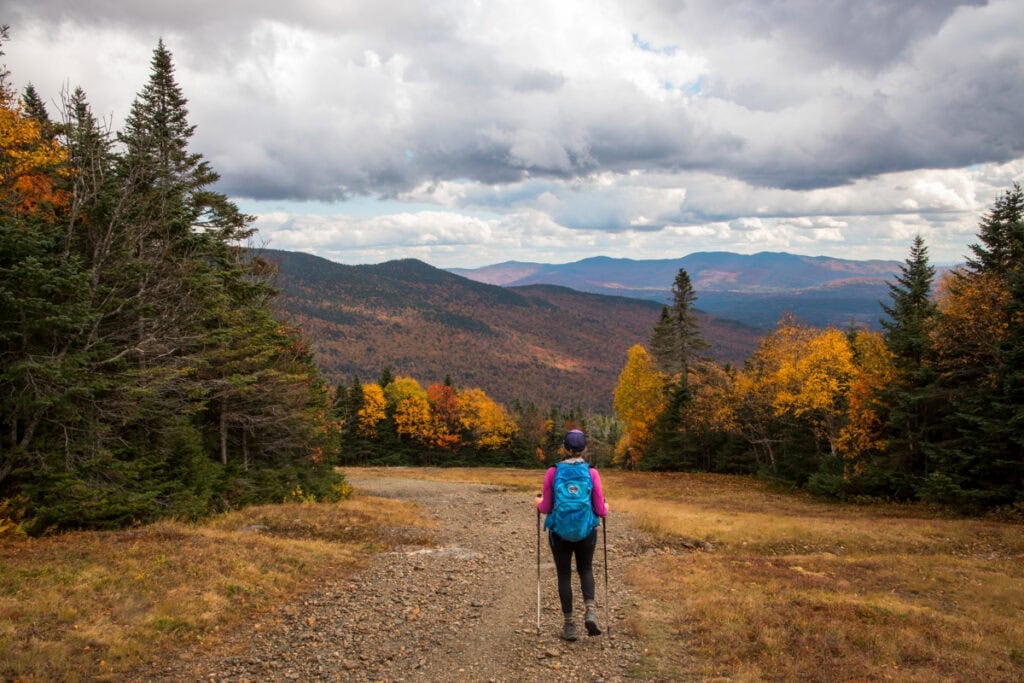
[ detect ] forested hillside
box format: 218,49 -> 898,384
0,37 -> 341,533
267,249 -> 761,412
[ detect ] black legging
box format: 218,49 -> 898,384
548,529 -> 597,615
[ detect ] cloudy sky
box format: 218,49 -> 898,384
5,0 -> 1023,267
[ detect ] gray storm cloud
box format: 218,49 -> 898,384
3,0 -> 1022,267
7,0 -> 1019,202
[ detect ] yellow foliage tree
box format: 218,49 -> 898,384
383,377 -> 438,445
733,319 -> 860,464
394,391 -> 437,445
356,383 -> 386,438
772,327 -> 857,457
458,388 -> 518,450
838,330 -> 895,465
613,344 -> 666,467
383,376 -> 426,412
729,368 -> 780,469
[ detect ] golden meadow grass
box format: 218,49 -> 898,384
0,495 -> 434,682
351,467 -> 1024,682
3,467 -> 1022,681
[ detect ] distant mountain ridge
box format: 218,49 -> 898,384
449,252 -> 900,291
265,250 -> 762,411
450,252 -> 907,328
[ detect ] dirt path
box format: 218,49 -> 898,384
140,473 -> 654,682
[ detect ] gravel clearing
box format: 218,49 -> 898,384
136,473 -> 662,682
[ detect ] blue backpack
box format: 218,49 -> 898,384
544,461 -> 598,542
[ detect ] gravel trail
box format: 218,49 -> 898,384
138,473 -> 656,682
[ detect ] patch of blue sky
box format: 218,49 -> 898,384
631,33 -> 678,56
681,75 -> 704,96
661,75 -> 704,97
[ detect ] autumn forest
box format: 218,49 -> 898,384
2,35 -> 1022,537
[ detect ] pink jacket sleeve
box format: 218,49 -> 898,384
536,467 -> 556,513
590,468 -> 608,518
536,466 -> 608,518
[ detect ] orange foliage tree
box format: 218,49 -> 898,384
0,90 -> 67,216
427,380 -> 462,450
931,272 -> 1010,383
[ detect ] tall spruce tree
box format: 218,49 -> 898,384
645,269 -> 709,468
964,184 -> 1024,278
671,268 -> 709,379
650,268 -> 708,381
881,235 -> 937,367
337,376 -> 365,464
0,37 -> 93,497
878,235 -> 939,489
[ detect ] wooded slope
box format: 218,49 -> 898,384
268,250 -> 762,411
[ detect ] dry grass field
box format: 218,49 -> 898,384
2,467 -> 1022,681
351,467 -> 1024,682
0,495 -> 434,681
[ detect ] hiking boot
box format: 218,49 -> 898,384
584,608 -> 602,636
559,621 -> 578,641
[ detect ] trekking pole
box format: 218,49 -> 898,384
536,506 -> 542,635
603,516 -> 610,636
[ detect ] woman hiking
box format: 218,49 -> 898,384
536,429 -> 608,641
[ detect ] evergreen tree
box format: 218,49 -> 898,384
881,236 -> 937,367
0,46 -> 89,496
998,265 -> 1024,481
664,268 -> 709,382
964,183 -> 1024,278
346,376 -> 365,429
878,235 -> 939,484
117,41 -> 226,234
337,376 -> 366,464
20,83 -> 56,140
971,186 -> 1024,504
643,382 -> 692,470
379,366 -> 395,389
1,40 -> 343,531
645,269 -> 708,466
927,185 -> 1024,508
649,306 -> 676,375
